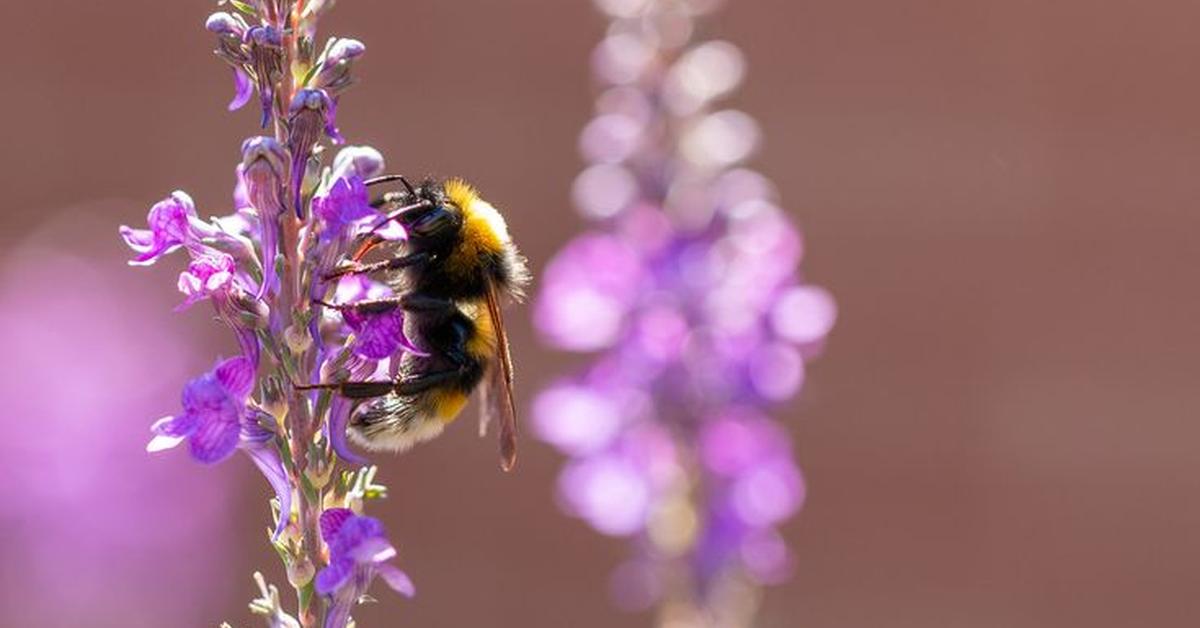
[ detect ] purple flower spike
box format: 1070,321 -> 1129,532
318,509 -> 415,628
534,2 -> 835,618
148,356 -> 256,465
129,3 -> 425,623
120,191 -> 218,266
341,303 -> 425,360
240,136 -> 288,298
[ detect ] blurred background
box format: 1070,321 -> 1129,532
2,0 -> 1199,626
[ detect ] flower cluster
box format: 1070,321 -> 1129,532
533,0 -> 835,625
123,3 -> 415,626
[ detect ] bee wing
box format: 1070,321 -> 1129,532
479,280 -> 518,471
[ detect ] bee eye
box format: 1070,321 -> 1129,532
410,206 -> 455,237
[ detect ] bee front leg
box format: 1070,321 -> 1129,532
324,252 -> 429,280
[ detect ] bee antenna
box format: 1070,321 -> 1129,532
365,174 -> 417,197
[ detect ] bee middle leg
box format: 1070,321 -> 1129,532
315,293 -> 455,314
324,252 -> 429,280
294,380 -> 395,399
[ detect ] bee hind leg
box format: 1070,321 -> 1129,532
313,293 -> 455,314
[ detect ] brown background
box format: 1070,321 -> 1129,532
2,0 -> 1199,626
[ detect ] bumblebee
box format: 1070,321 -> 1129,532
301,176 -> 529,470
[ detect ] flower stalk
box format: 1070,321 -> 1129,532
124,1 -> 416,626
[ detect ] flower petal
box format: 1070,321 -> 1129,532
314,558 -> 354,596
244,443 -> 292,540
228,67 -> 253,111
349,537 -> 396,564
344,306 -> 406,360
319,508 -> 354,544
146,433 -> 186,453
328,397 -> 367,465
151,413 -> 198,438
216,355 -> 256,399
187,407 -> 241,464
376,563 -> 416,597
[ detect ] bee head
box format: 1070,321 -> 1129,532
392,181 -> 464,253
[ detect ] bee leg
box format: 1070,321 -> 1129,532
392,370 -> 465,396
324,251 -> 429,280
315,293 -> 455,314
293,380 -> 397,399
364,174 -> 417,195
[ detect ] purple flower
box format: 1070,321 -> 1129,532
240,136 -> 288,298
119,191 -> 218,265
288,88 -> 342,217
330,145 -> 386,182
242,410 -> 294,541
176,251 -> 238,310
148,356 -> 256,464
317,509 -> 414,627
340,302 -> 425,360
535,233 -> 645,351
313,175 -> 374,242
314,38 -> 367,93
246,25 -> 285,128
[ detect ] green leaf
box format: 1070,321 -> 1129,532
225,0 -> 258,17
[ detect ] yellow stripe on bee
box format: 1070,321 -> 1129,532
443,179 -> 511,279
465,299 -> 498,360
430,389 -> 469,424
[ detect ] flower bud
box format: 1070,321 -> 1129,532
286,556 -> 315,588
260,376 -> 289,424
247,25 -> 285,127
240,137 -> 288,298
331,145 -> 385,181
285,324 -> 313,354
205,12 -> 246,38
287,88 -> 341,217
231,289 -> 271,329
314,38 -> 366,92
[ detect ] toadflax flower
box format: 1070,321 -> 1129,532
119,191 -> 219,265
317,509 -> 415,628
148,355 -> 256,464
534,0 -> 835,625
126,3 -> 421,625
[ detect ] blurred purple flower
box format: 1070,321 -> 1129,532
318,509 -> 415,628
534,0 -> 835,619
